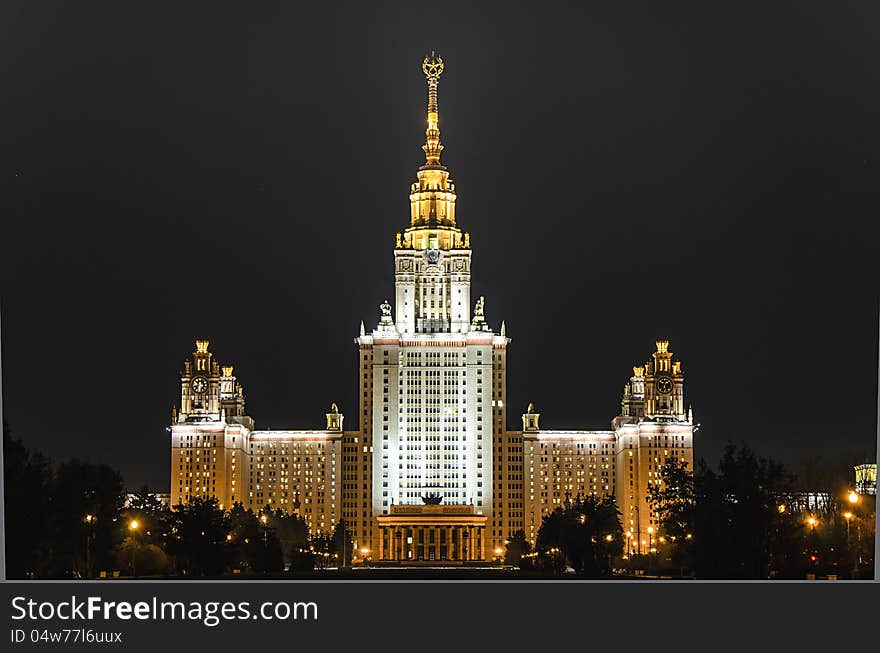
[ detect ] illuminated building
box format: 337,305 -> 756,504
854,463 -> 876,496
168,54 -> 695,561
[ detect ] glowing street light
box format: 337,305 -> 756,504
777,504 -> 786,514
83,515 -> 97,578
848,491 -> 859,505
807,516 -> 817,528
127,519 -> 140,578
843,511 -> 854,547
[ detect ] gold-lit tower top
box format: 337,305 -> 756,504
398,52 -> 467,251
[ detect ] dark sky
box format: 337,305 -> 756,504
2,0 -> 878,490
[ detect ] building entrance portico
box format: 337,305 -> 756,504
377,504 -> 487,563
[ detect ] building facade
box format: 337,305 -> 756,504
168,54 -> 695,561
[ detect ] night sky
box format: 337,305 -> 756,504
2,1 -> 878,490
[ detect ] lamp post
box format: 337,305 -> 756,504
260,513 -> 268,543
846,491 -> 862,571
83,515 -> 96,579
128,519 -> 140,578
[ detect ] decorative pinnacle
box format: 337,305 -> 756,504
422,51 -> 444,80
421,51 -> 444,167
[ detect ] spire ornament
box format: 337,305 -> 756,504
421,51 -> 445,167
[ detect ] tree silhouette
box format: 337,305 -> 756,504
504,529 -> 531,567
330,519 -> 354,568
535,495 -> 623,576
167,497 -> 230,576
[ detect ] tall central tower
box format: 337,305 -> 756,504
355,54 -> 509,549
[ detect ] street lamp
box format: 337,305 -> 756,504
83,515 -> 97,579
807,516 -> 817,529
128,519 -> 140,578
647,526 -> 654,553
848,491 -> 859,505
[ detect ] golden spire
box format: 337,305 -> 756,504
405,52 -> 460,247
421,51 -> 444,168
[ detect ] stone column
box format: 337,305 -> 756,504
434,527 -> 440,561
388,527 -> 394,560
378,526 -> 384,560
479,527 -> 485,561
403,527 -> 408,560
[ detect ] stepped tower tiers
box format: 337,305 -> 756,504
394,52 -> 472,335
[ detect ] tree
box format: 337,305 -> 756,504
266,508 -> 310,570
3,434 -> 52,578
648,459 -> 697,572
122,485 -> 173,549
535,495 -> 623,577
46,459 -> 126,578
310,533 -> 332,569
330,519 -> 354,568
649,443 -> 804,579
114,538 -> 172,576
167,497 -> 231,576
504,530 -> 531,567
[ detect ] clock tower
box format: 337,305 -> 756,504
643,339 -> 685,420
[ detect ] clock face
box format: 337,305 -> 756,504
191,376 -> 208,394
426,249 -> 440,264
656,376 -> 673,395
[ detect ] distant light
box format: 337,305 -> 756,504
848,491 -> 859,504
129,520 -> 139,531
